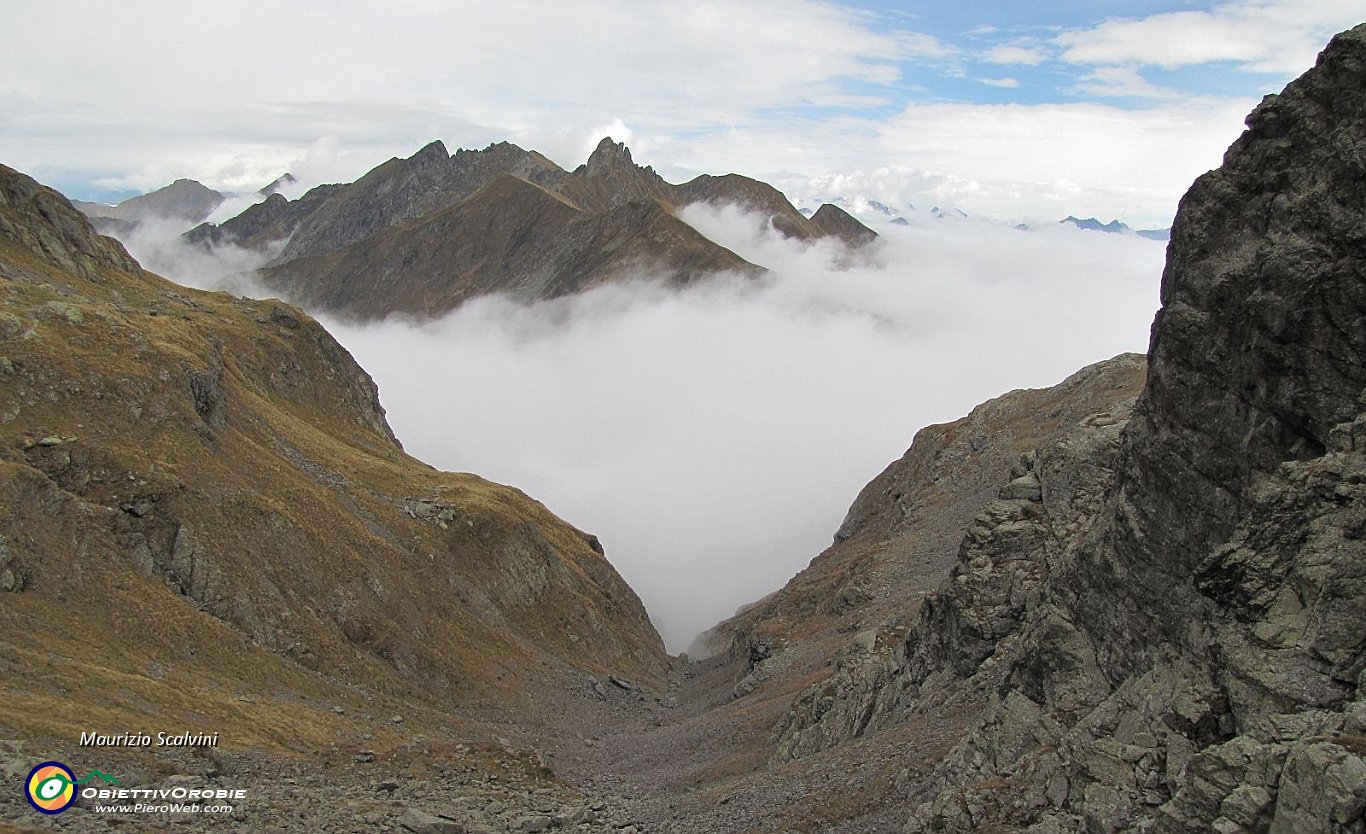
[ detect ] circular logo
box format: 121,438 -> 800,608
26,761 -> 76,814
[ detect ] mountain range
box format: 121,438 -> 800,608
1061,215 -> 1171,240
180,138 -> 875,319
0,159 -> 664,760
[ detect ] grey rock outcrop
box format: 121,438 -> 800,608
773,24 -> 1366,833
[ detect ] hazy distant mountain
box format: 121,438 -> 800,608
187,137 -> 875,319
802,198 -> 1172,241
808,202 -> 878,243
75,177 -> 224,230
259,172 -> 297,195
1062,214 -> 1171,240
1062,214 -> 1129,233
930,206 -> 968,220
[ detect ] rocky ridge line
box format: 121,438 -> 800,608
185,137 -> 874,320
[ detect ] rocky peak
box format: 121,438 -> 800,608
259,172 -> 297,195
584,136 -> 637,176
411,138 -> 450,166
1094,19 -> 1366,670
809,203 -> 879,246
73,177 -> 224,227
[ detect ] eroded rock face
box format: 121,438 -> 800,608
774,24 -> 1366,834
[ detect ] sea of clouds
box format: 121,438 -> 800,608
123,202 -> 1166,651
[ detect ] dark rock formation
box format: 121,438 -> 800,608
809,203 -> 879,246
258,175 -> 759,319
765,24 -> 1366,833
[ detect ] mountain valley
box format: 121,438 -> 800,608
2,22 -> 1364,834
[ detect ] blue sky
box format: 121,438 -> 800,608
837,0 -> 1334,105
2,1 -> 1363,225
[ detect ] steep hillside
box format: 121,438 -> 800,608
186,137 -> 874,319
759,23 -> 1366,833
0,163 -> 667,760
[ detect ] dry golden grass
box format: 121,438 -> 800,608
0,177 -> 667,758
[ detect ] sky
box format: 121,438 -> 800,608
4,1 -> 1364,226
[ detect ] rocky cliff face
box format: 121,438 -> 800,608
762,25 -> 1366,833
186,137 -> 875,320
694,354 -> 1146,665
0,163 -> 667,749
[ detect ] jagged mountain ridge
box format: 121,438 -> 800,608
714,24 -> 1366,833
264,174 -> 760,319
187,137 -> 875,319
0,163 -> 667,751
1062,214 -> 1171,240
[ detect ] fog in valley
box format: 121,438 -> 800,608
124,206 -> 1166,650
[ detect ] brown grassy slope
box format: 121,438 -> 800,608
0,163 -> 667,749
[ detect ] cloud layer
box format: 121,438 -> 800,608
1056,0 -> 1363,74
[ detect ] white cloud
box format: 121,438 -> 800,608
1056,0 -> 1366,74
3,0 -> 1336,230
893,31 -> 957,61
116,217 -> 278,298
107,188 -> 1163,652
0,0 -> 912,192
1071,66 -> 1181,100
982,44 -> 1049,66
765,96 -> 1253,227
